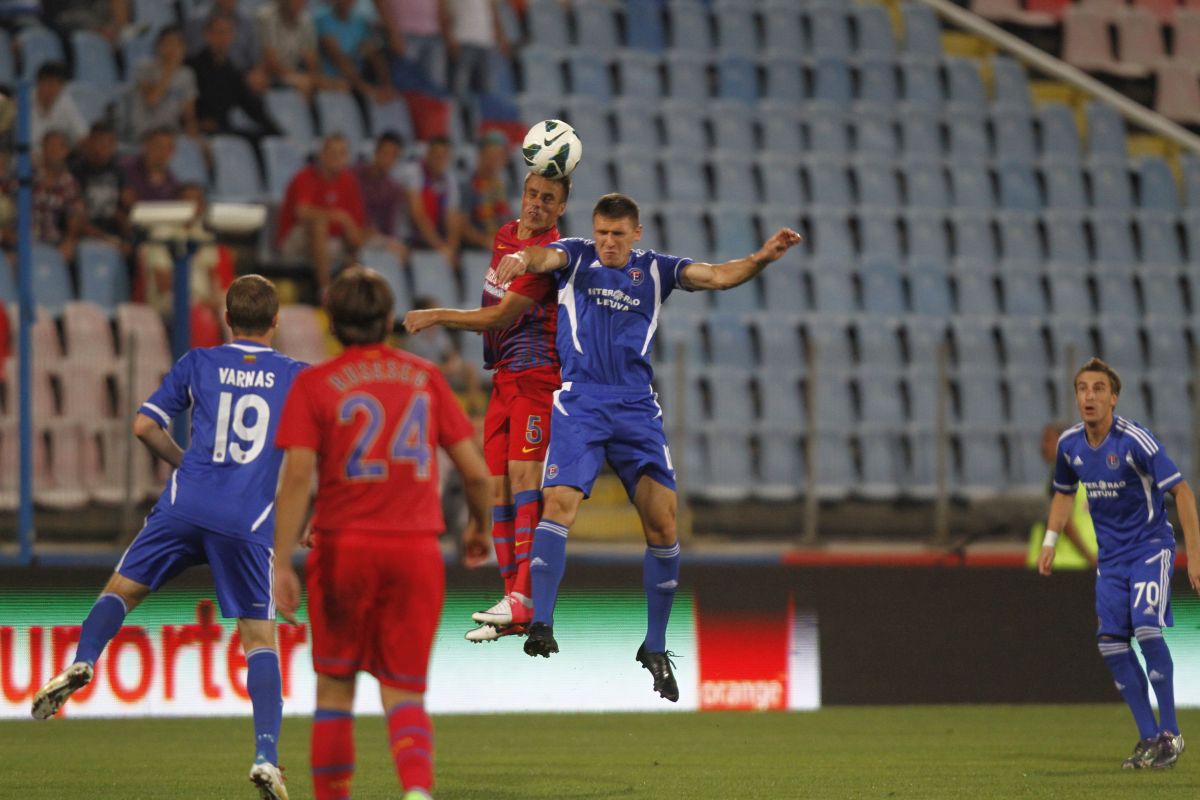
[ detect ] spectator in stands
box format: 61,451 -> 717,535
400,295 -> 484,408
460,129 -> 511,249
257,0 -> 324,98
31,61 -> 88,148
404,136 -> 462,264
70,121 -> 129,252
129,26 -> 199,142
33,129 -> 85,262
122,127 -> 182,205
315,0 -> 398,100
355,131 -> 410,260
43,0 -> 129,43
375,0 -> 450,88
185,0 -> 262,79
276,133 -> 367,292
189,13 -> 282,138
448,0 -> 509,98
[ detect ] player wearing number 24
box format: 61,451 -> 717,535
31,276 -> 304,799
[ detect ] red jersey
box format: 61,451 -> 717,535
482,220 -> 561,372
275,344 -> 474,535
275,164 -> 367,245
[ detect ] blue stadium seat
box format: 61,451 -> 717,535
1085,102 -> 1128,160
806,264 -> 856,313
809,4 -> 853,58
900,430 -> 937,498
858,59 -> 899,108
1095,318 -> 1143,369
1144,321 -> 1189,372
859,433 -> 905,499
18,26 -> 64,81
854,112 -> 898,158
614,152 -> 661,202
902,317 -> 947,366
1049,320 -> 1092,365
813,372 -> 855,432
1139,271 -> 1188,320
76,239 -> 128,312
519,47 -> 566,97
717,55 -> 758,105
955,272 -> 1002,315
626,0 -> 667,51
947,115 -> 990,161
706,366 -> 756,422
950,211 -> 996,264
993,113 -> 1038,165
760,155 -> 803,206
1092,211 -> 1137,267
998,318 -> 1050,371
754,316 -> 805,369
1183,154 -> 1200,207
1137,157 -> 1179,211
568,51 -> 614,101
669,2 -> 714,50
409,251 -> 459,305
66,81 -> 111,126
806,161 -> 852,209
712,204 -> 759,260
1094,272 -> 1140,317
856,318 -> 905,366
168,133 -> 208,187
0,29 -> 13,86
661,205 -> 706,253
261,136 -> 307,199
954,368 -> 1005,423
956,432 -> 1007,498
763,54 -> 806,103
998,163 -> 1041,211
211,135 -> 264,201
662,156 -> 708,202
0,252 -> 14,303
358,247 -> 411,311
952,320 -> 1000,371
903,368 -> 941,427
855,4 -> 898,58
762,265 -> 807,313
715,5 -> 760,53
712,277 -> 762,313
132,0 -> 176,29
758,104 -> 805,154
860,257 -> 905,314
908,261 -> 953,315
1089,162 -> 1134,212
1006,427 -> 1047,492
901,3 -> 943,56
997,212 -> 1042,261
458,250 -> 491,306
574,2 -> 619,48
813,431 -> 856,499
70,31 -> 119,91
945,57 -> 988,111
1044,212 -> 1089,269
860,212 -> 902,260
565,97 -> 613,155
809,212 -> 855,261
991,55 -> 1032,112
947,164 -> 994,211
122,30 -> 155,82
1000,270 -> 1046,316
709,100 -> 757,153
655,307 -> 705,370
899,111 -> 942,161
618,52 -> 662,98
903,163 -> 948,210
1136,214 -> 1184,268
1147,374 -> 1191,435
813,57 -> 853,105
702,427 -> 755,501
904,211 -> 950,263
756,433 -> 804,500
1043,165 -> 1087,211
807,105 -> 852,154
707,313 -> 755,365
368,98 -> 415,141
762,5 -> 805,55
615,97 -> 659,147
900,58 -> 943,109
527,0 -> 569,45
315,90 -> 366,151
1117,379 -> 1152,425
1037,102 -> 1083,163
266,88 -> 316,145
665,51 -> 710,102
1046,274 -> 1094,317
856,162 -> 902,210
31,243 -> 73,314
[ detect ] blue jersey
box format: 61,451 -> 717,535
139,341 -> 307,545
1054,415 -> 1184,565
545,238 -> 692,388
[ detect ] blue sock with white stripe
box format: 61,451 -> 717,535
643,543 -> 680,652
1136,627 -> 1177,734
1099,638 -> 1159,740
530,519 -> 569,626
246,648 -> 283,765
74,593 -> 127,666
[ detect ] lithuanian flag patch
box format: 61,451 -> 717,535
243,354 -> 257,363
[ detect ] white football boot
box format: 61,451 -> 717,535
249,761 -> 289,799
471,596 -> 515,625
31,662 -> 93,720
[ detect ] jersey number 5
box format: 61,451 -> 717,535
339,392 -> 433,481
213,392 -> 270,464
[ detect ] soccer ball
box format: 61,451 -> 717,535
522,120 -> 583,178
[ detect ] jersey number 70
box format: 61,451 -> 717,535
338,392 -> 433,481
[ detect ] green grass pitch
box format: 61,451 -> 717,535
3,705 -> 1200,798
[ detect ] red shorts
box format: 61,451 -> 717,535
483,365 -> 561,476
305,532 -> 444,692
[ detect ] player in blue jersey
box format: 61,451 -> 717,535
31,275 -> 306,799
494,193 -> 801,701
1039,357 -> 1200,770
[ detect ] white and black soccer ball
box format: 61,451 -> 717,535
521,119 -> 583,178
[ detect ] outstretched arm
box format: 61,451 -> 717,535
403,290 -> 536,334
1171,481 -> 1200,593
1037,491 -> 1076,576
494,245 -> 569,284
679,228 -> 802,291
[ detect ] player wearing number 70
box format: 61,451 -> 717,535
31,275 -> 305,800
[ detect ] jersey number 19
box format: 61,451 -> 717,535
213,391 -> 271,464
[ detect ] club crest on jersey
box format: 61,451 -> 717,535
547,464 -> 559,479
627,267 -> 645,286
1107,452 -> 1120,470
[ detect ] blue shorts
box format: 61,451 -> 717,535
117,509 -> 275,620
1095,544 -> 1175,638
541,382 -> 676,500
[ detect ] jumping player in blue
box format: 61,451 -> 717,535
1039,357 -> 1200,769
494,193 -> 801,701
31,275 -> 306,799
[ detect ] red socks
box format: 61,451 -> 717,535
492,504 -> 516,596
311,708 -> 354,800
387,702 -> 433,793
510,490 -> 542,621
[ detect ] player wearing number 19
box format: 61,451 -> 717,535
31,275 -> 304,800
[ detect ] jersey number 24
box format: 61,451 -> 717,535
339,392 -> 432,481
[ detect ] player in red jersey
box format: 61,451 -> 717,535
403,172 -> 570,642
273,266 -> 490,800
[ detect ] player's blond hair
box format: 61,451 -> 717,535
1074,357 -> 1122,396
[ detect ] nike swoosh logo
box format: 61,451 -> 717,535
496,244 -> 509,250
543,131 -> 567,146
522,446 -> 539,453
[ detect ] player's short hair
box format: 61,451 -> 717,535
523,171 -> 571,203
327,265 -> 394,346
592,193 -> 639,224
1075,357 -> 1122,396
226,275 -> 278,335
35,61 -> 68,82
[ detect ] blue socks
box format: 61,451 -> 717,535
1099,638 -> 1159,740
643,543 -> 680,653
530,519 -> 569,626
246,648 -> 283,765
1137,627 -> 1178,735
74,593 -> 128,666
